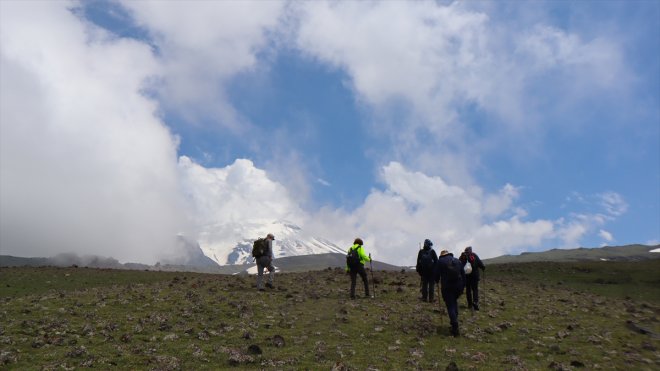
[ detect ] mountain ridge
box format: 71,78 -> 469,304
483,243 -> 659,264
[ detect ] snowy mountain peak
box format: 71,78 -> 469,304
197,220 -> 345,265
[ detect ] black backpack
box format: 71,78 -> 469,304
252,238 -> 268,258
418,249 -> 435,273
445,258 -> 460,283
346,246 -> 361,269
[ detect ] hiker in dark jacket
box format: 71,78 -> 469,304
435,249 -> 466,337
416,239 -> 438,302
459,246 -> 486,310
346,238 -> 371,299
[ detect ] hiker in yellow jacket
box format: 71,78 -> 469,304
346,238 -> 371,299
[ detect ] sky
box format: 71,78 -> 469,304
1,0 -> 658,266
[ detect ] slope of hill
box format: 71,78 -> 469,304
1,262 -> 658,369
484,243 -> 660,264
0,252 -> 403,273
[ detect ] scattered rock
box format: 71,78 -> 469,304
66,345 -> 87,358
272,334 -> 285,347
446,361 -> 459,371
570,360 -> 585,368
150,355 -> 181,370
0,350 -> 18,365
331,361 -> 349,371
247,344 -> 262,355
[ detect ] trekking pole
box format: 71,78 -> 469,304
437,284 -> 443,326
369,253 -> 376,298
482,268 -> 486,308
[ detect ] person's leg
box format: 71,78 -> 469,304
448,293 -> 460,336
465,280 -> 474,308
256,262 -> 265,291
266,260 -> 274,288
428,277 -> 435,302
349,271 -> 357,299
358,266 -> 370,297
420,277 -> 429,301
441,289 -> 452,329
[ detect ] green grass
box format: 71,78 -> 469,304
487,260 -> 660,303
1,262 -> 659,369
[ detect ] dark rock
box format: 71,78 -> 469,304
272,334 -> 285,347
247,344 -> 262,354
446,361 -> 459,370
570,360 -> 585,367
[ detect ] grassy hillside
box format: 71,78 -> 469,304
1,261 -> 659,369
485,244 -> 659,264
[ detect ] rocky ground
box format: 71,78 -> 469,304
0,263 -> 658,370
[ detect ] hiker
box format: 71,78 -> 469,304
435,249 -> 466,337
346,238 -> 371,299
416,239 -> 438,302
253,233 -> 275,291
459,246 -> 486,310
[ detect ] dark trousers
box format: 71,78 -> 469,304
441,287 -> 461,326
420,275 -> 435,301
466,277 -> 479,307
349,265 -> 370,298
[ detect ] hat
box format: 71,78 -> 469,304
424,239 -> 433,247
465,246 -> 472,252
440,250 -> 450,256
266,233 -> 275,240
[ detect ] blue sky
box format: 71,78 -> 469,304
1,0 -> 658,265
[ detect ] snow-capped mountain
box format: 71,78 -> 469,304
196,220 -> 346,266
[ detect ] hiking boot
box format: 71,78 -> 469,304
266,283 -> 274,289
473,304 -> 480,311
258,288 -> 265,292
451,324 -> 460,337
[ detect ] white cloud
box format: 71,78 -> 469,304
0,1 -> 187,264
293,1 -> 629,177
599,229 -> 614,242
305,162 -> 553,263
0,1 -> 635,267
303,161 -> 632,264
119,0 -> 286,131
598,191 -> 628,217
178,156 -> 306,262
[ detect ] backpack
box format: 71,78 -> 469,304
464,261 -> 473,274
346,246 -> 361,269
468,253 -> 476,264
418,249 -> 435,273
252,238 -> 268,258
445,259 -> 461,284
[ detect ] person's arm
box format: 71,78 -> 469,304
477,254 -> 485,270
358,246 -> 371,262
